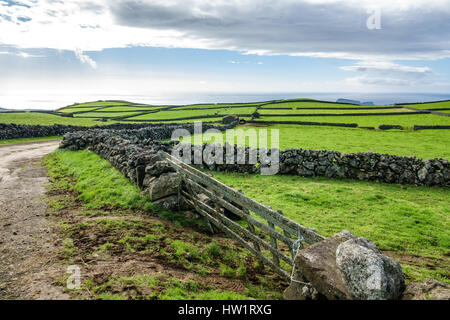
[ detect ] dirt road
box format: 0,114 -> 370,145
0,140 -> 69,299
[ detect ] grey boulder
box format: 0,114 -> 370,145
148,172 -> 182,201
336,238 -> 405,300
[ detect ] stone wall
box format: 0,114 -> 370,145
0,122 -> 188,140
190,144 -> 449,187
60,126 -> 449,187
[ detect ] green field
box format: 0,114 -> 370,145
260,101 -> 369,109
190,124 -> 450,159
44,149 -> 285,300
74,111 -> 145,118
0,112 -> 110,126
258,108 -> 413,114
401,101 -> 450,110
0,136 -> 62,145
210,171 -> 450,284
257,114 -> 450,128
53,99 -> 450,129
2,99 -> 450,159
2,98 -> 449,295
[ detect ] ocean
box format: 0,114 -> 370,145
1,92 -> 450,110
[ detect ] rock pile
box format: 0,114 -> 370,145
0,122 -> 181,140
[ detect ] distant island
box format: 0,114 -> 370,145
336,98 -> 374,106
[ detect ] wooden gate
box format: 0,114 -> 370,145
160,151 -> 325,281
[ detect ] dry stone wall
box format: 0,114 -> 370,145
60,125 -> 449,187
0,122 -> 178,140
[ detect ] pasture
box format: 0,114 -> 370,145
1,98 -> 449,297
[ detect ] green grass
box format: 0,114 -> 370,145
0,136 -> 62,145
210,171 -> 450,283
59,107 -> 105,113
126,108 -> 254,120
258,108 -> 413,114
86,274 -> 252,300
45,149 -> 206,228
402,101 -> 450,110
90,106 -> 164,112
74,111 -> 144,118
45,149 -> 286,300
260,101 -> 384,109
0,112 -> 109,126
258,114 -> 450,128
62,101 -> 132,108
190,124 -> 450,159
45,149 -> 150,210
5,99 -> 449,130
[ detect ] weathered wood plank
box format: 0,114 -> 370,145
183,196 -> 291,281
184,177 -> 295,247
182,191 -> 293,266
242,205 -> 264,266
278,210 -> 296,259
268,221 -> 280,267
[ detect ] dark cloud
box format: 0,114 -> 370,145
109,0 -> 450,60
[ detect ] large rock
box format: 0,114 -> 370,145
401,280 -> 450,300
336,238 -> 405,300
148,172 -> 182,201
154,195 -> 180,210
145,160 -> 175,177
293,230 -> 356,300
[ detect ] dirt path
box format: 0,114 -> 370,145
0,140 -> 69,299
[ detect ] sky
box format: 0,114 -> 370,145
1,0 -> 450,109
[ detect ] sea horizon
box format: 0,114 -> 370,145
1,92 -> 450,111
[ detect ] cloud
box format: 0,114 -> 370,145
74,48 -> 97,69
0,0 -> 448,62
340,61 -> 433,78
340,61 -> 435,86
0,50 -> 44,58
346,76 -> 413,86
108,0 -> 450,60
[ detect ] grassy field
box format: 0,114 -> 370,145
0,112 -> 110,126
257,114 -> 450,128
258,108 -> 414,114
54,99 -> 450,129
44,149 -> 286,300
401,101 -> 450,110
0,136 -> 62,145
1,97 -> 447,297
190,124 -> 450,159
210,171 -> 450,284
74,111 -> 145,118
260,101 -> 377,109
3,99 -> 449,129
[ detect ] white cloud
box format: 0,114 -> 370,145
0,0 -> 449,61
0,50 -> 44,58
341,61 -> 435,86
74,48 -> 97,69
346,76 -> 413,87
340,61 -> 433,77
